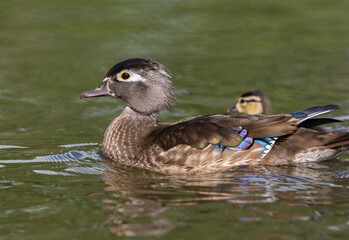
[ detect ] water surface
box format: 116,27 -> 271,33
1,0 -> 349,239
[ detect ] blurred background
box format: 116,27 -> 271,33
1,0 -> 349,239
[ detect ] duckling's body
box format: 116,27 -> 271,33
81,58 -> 349,174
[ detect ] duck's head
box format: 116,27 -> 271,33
81,58 -> 176,115
227,90 -> 270,114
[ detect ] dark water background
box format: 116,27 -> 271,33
1,0 -> 349,239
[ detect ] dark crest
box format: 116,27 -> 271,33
240,90 -> 264,98
105,58 -> 172,78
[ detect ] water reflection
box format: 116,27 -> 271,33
101,159 -> 349,236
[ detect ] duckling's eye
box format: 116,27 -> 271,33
120,72 -> 130,81
240,99 -> 246,104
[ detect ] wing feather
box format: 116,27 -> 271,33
148,121 -> 243,151
146,113 -> 300,151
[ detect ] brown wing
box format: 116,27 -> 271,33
147,113 -> 299,151
147,121 -> 243,151
185,113 -> 299,138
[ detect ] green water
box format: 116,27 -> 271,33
1,0 -> 349,239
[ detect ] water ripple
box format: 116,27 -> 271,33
65,166 -> 102,175
33,170 -> 75,176
59,143 -> 100,148
0,150 -> 101,164
0,145 -> 27,149
333,169 -> 349,178
0,145 -> 114,176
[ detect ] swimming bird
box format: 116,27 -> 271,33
81,58 -> 349,174
227,90 -> 341,130
228,90 -> 271,114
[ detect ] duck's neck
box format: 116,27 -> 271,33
119,106 -> 159,122
101,107 -> 158,162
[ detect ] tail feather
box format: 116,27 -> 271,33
299,118 -> 342,129
324,132 -> 349,149
290,105 -> 339,122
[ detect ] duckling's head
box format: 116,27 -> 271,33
227,90 -> 270,114
81,58 -> 176,115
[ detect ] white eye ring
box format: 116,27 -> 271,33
116,70 -> 146,82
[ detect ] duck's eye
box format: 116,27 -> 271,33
240,99 -> 246,104
120,72 -> 130,80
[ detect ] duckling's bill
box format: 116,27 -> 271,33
227,105 -> 238,113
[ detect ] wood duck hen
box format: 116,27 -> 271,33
81,58 -> 349,174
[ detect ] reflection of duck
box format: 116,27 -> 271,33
100,161 -> 344,236
102,161 -> 338,205
81,58 -> 349,174
101,161 -> 175,237
227,90 -> 271,114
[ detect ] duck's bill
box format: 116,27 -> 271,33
80,81 -> 111,99
227,105 -> 238,113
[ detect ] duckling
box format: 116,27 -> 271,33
228,90 -> 270,114
227,90 -> 341,130
81,58 -> 349,174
